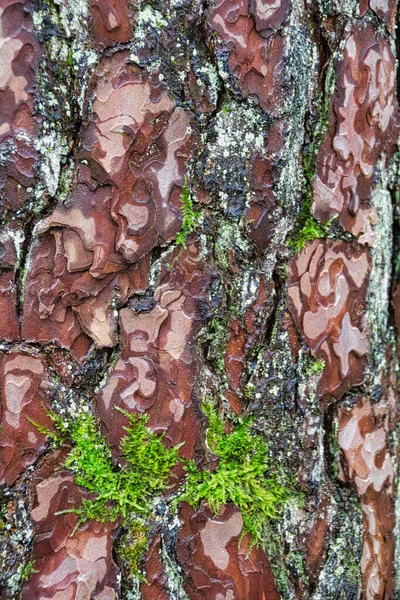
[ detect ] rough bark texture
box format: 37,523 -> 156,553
0,0 -> 400,599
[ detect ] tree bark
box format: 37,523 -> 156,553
0,0 -> 399,599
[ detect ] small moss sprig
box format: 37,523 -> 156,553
180,400 -> 291,546
20,560 -> 38,583
288,62 -> 336,253
305,356 -> 325,376
176,179 -> 202,246
287,194 -> 334,253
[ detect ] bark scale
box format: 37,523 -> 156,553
0,0 -> 399,599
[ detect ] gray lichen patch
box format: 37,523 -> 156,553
263,499 -> 306,598
32,0 -> 97,207
318,0 -> 359,19
275,13 -> 315,243
310,498 -> 362,599
0,487 -> 35,598
197,99 -> 268,220
158,504 -> 189,600
214,219 -> 253,268
365,187 -> 395,395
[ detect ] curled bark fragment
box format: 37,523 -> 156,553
0,0 -> 41,214
22,53 -> 197,358
176,502 -> 280,600
338,397 -> 395,600
207,0 -> 288,115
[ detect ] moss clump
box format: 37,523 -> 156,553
33,408 -> 180,576
288,205 -> 332,253
56,409 -> 179,525
305,356 -> 325,376
117,523 -> 150,579
35,400 -> 293,569
180,400 -> 291,546
176,180 -> 201,246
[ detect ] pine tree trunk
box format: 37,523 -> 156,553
0,0 -> 399,598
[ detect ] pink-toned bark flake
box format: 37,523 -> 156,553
22,52 -> 197,358
312,23 -> 399,245
97,242 -> 211,461
0,352 -> 54,485
338,398 -> 395,599
359,0 -> 398,32
250,0 -> 290,34
0,0 -> 41,213
21,449 -> 119,600
208,0 -> 288,115
22,226 -> 150,358
287,239 -> 371,402
89,0 -> 133,49
176,502 -> 280,600
0,226 -> 20,340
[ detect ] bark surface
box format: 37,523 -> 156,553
0,0 -> 400,599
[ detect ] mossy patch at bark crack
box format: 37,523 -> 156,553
176,179 -> 202,246
31,407 -> 180,579
179,398 -> 298,548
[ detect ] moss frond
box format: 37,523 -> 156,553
20,560 -> 38,583
54,410 -> 180,525
180,400 -> 291,546
176,178 -> 202,246
288,209 -> 333,253
33,407 -> 180,575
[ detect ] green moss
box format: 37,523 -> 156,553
28,408 -> 68,445
206,317 -> 228,374
288,207 -> 332,253
35,397 -> 295,570
329,415 -> 340,480
221,104 -> 232,115
118,523 -> 150,581
20,560 -> 38,583
180,400 -> 292,546
33,408 -> 180,575
305,356 -> 325,376
59,409 -> 179,525
176,179 -> 202,246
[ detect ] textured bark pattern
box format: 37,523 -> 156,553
0,0 -> 400,599
21,448 -> 119,599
